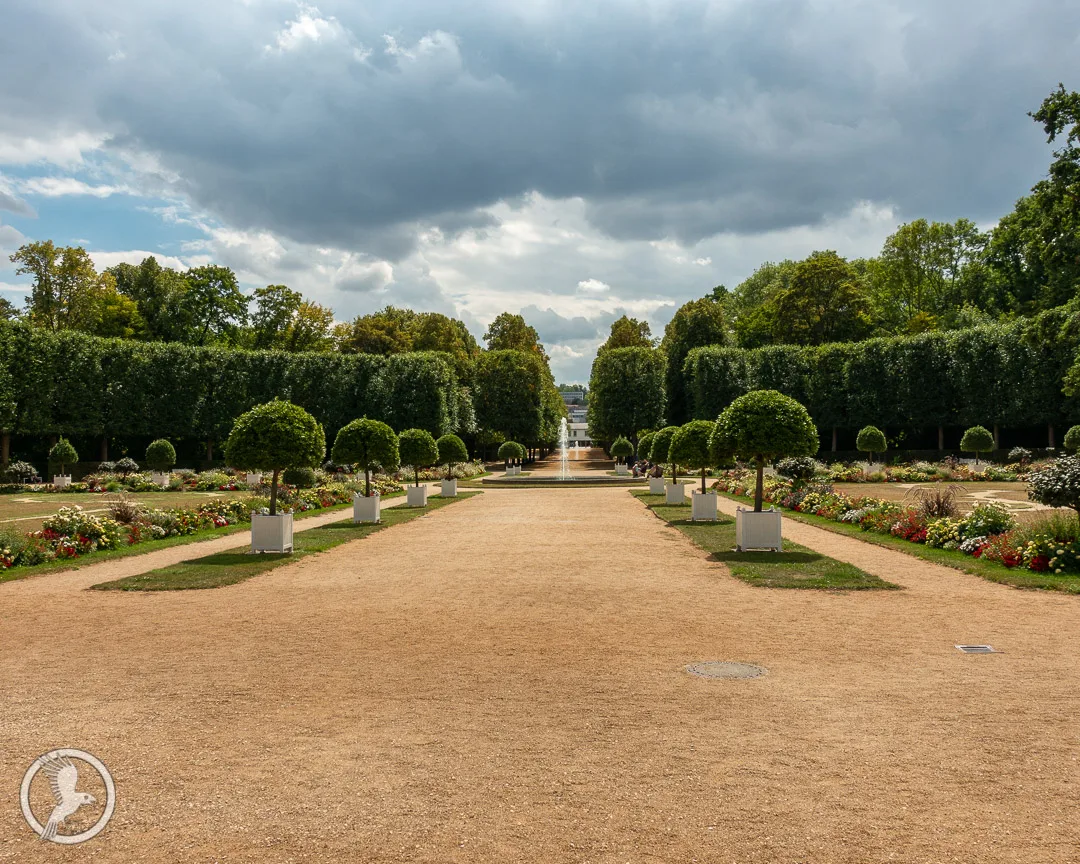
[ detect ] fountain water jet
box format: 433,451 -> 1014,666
558,417 -> 573,480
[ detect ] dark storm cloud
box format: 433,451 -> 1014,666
2,0 -> 1078,254
520,305 -> 605,344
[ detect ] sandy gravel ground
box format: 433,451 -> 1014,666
1,481 -> 1079,862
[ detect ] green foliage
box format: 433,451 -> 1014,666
436,434 -> 469,469
649,425 -> 679,468
144,439 -> 176,471
1029,455 -> 1080,524
483,312 -> 546,359
331,417 -> 399,497
598,316 -> 654,352
960,425 -> 995,458
474,349 -> 561,445
283,466 -> 316,488
715,390 -> 819,464
398,428 -> 440,485
498,440 -> 523,462
856,425 -> 887,458
670,420 -> 717,492
609,436 -> 633,462
637,431 -> 656,461
1064,425 -> 1080,453
115,457 -> 140,475
224,400 -> 325,514
49,437 -> 78,474
660,297 -> 727,424
587,346 -> 666,441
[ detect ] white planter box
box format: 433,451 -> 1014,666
615,463 -> 628,475
407,485 -> 429,507
440,479 -> 458,497
251,513 -> 294,553
691,490 -> 718,521
353,493 -> 380,523
649,476 -> 666,495
507,465 -> 520,476
246,473 -> 263,486
735,507 -> 783,551
665,482 -> 686,504
52,475 -> 72,488
151,471 -> 170,487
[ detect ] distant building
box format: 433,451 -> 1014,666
568,421 -> 592,447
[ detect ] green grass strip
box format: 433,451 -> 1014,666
632,490 -> 897,591
91,492 -> 477,592
716,490 -> 1080,594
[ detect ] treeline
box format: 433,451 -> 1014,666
682,305 -> 1080,448
0,321 -> 565,464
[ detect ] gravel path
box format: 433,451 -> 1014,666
1,484 -> 1078,862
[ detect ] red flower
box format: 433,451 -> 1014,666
1029,555 -> 1051,572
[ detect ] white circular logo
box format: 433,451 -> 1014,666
20,749 -> 115,844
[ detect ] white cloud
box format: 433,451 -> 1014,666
88,250 -> 187,271
0,132 -> 106,167
267,5 -> 351,53
577,279 -> 610,293
19,177 -> 129,198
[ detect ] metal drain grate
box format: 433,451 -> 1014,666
955,644 -> 997,654
686,661 -> 767,679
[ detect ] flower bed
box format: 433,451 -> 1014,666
712,469 -> 1078,576
817,460 -> 1028,484
0,483 -> 372,572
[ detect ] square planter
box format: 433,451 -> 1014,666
615,463 -> 628,475
251,512 -> 294,553
649,476 -> 665,495
52,475 -> 72,489
151,471 -> 170,487
691,490 -> 718,521
407,485 -> 429,507
353,493 -> 380,523
246,473 -> 263,486
665,482 -> 686,504
735,507 -> 783,551
440,479 -> 458,497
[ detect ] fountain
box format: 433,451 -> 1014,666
557,417 -> 573,480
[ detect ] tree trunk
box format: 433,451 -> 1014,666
831,427 -> 837,452
754,461 -> 764,512
100,435 -> 108,461
269,468 -> 280,515
415,467 -> 420,487
993,424 -> 1000,450
938,426 -> 944,451
701,465 -> 706,494
1,432 -> 8,467
1049,423 -> 1056,449
206,440 -> 214,461
365,467 -> 372,498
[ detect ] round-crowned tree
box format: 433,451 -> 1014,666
436,434 -> 469,480
1064,425 -> 1080,453
609,436 -> 633,465
650,425 -> 681,482
49,438 -> 78,476
115,456 -> 140,475
332,418 -> 399,498
637,431 -> 656,463
713,390 -> 818,511
1029,455 -> 1080,529
399,428 -> 439,487
145,439 -> 176,473
283,466 -> 316,488
498,440 -> 522,468
960,425 -> 995,465
670,420 -> 717,493
225,400 -> 326,515
856,425 -> 887,463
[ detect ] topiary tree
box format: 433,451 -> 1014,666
115,456 -> 140,476
332,418 -> 399,498
960,425 -> 995,465
712,390 -> 818,512
609,436 -> 633,465
49,437 -> 78,476
1029,456 -> 1080,529
498,440 -> 522,469
856,425 -> 887,463
145,439 -> 176,473
670,420 -> 717,493
637,431 -> 656,463
775,456 -> 817,481
436,433 -> 469,480
225,400 -> 326,515
514,441 -> 527,466
399,428 -> 439,487
650,425 -> 681,482
283,466 -> 316,488
1064,425 -> 1080,453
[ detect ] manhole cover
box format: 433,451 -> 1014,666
956,644 -> 998,654
686,661 -> 767,679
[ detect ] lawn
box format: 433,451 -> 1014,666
632,491 -> 897,590
92,492 -> 478,591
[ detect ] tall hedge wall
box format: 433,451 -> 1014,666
0,322 -> 466,446
683,307 -> 1080,432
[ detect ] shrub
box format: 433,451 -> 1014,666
114,456 -> 140,475
609,436 -> 633,464
960,502 -> 1015,538
145,439 -> 177,472
670,420 -> 717,493
649,426 -> 680,479
283,466 -> 317,488
49,438 -> 78,476
1065,425 -> 1080,453
1028,455 -> 1080,529
436,434 -> 469,480
1,460 -> 36,483
225,400 -> 326,515
905,484 -> 962,519
976,532 -> 1022,567
637,431 -> 655,462
712,390 -> 818,512
106,492 -> 145,524
498,440 -> 523,465
332,418 -> 399,498
1008,446 -> 1032,466
398,428 -> 440,487
856,425 -> 887,462
960,425 -> 995,465
776,456 -> 817,481
99,461 -> 117,473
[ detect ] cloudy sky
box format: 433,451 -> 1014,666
1,0 -> 1078,381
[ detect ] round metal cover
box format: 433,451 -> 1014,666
686,661 -> 767,680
